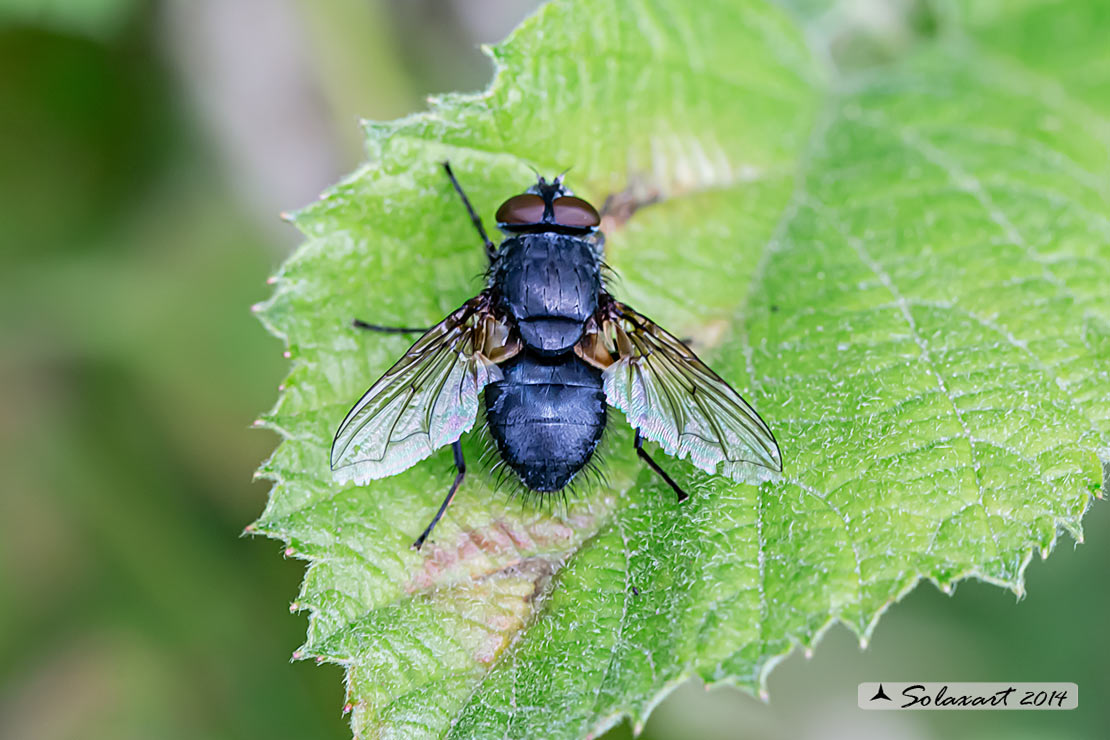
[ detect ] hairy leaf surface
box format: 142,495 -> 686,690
253,1 -> 1109,737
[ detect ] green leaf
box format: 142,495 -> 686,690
252,0 -> 1109,737
0,0 -> 138,39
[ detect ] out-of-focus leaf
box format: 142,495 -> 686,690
0,0 -> 138,39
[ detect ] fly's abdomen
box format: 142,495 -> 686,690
496,233 -> 600,354
485,352 -> 606,491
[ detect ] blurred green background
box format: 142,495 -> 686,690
0,2 -> 1105,739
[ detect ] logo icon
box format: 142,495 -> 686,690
870,683 -> 892,702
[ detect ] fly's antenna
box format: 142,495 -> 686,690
555,165 -> 573,184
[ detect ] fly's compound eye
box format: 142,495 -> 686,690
552,196 -> 601,228
496,193 -> 545,224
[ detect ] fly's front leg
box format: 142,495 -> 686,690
442,161 -> 496,264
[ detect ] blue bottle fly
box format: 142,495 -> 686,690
331,163 -> 782,549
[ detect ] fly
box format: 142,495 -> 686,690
331,163 -> 783,549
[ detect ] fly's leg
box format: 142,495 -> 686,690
442,161 -> 496,263
412,440 -> 466,550
634,430 -> 689,502
351,319 -> 429,334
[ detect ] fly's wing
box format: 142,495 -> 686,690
331,294 -> 519,485
577,300 -> 782,483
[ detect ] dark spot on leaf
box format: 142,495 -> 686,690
599,179 -> 662,231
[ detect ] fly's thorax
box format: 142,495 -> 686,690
493,232 -> 602,356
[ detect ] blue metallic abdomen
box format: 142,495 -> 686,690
484,352 -> 606,491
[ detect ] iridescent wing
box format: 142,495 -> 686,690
331,293 -> 520,485
576,298 -> 782,483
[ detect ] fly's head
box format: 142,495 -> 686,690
495,173 -> 601,235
